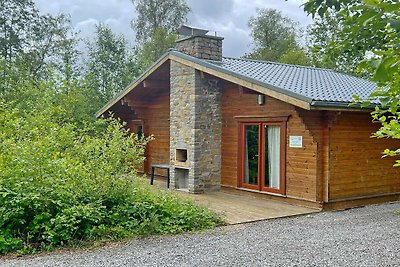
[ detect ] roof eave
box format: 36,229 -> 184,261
95,50 -> 171,118
169,51 -> 313,110
99,51 -> 370,116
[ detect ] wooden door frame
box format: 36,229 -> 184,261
237,119 -> 287,195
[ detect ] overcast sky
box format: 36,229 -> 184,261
34,0 -> 312,58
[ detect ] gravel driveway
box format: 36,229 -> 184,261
1,202 -> 399,267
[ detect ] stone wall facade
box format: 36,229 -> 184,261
175,35 -> 223,61
169,60 -> 222,193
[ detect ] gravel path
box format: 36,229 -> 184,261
1,202 -> 400,267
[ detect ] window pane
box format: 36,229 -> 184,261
137,125 -> 143,138
244,125 -> 259,185
264,125 -> 280,189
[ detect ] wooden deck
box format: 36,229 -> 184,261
150,177 -> 319,224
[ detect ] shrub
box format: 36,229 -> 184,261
0,84 -> 222,254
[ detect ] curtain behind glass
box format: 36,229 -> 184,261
267,126 -> 280,188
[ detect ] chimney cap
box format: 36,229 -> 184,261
177,25 -> 209,36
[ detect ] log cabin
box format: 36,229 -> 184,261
97,26 -> 400,210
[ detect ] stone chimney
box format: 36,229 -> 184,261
169,26 -> 223,193
175,25 -> 224,61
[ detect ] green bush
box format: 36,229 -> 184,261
0,83 -> 222,255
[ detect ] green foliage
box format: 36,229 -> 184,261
304,0 -> 400,166
131,0 -> 189,68
306,9 -> 352,72
0,0 -> 222,256
85,24 -> 139,106
0,0 -> 78,89
278,48 -> 312,66
307,1 -> 391,76
246,8 -> 310,66
0,80 -> 221,254
136,27 -> 177,71
303,0 -> 352,18
131,0 -> 190,45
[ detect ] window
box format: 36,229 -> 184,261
130,120 -> 144,138
137,125 -> 143,138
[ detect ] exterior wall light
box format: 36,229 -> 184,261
258,94 -> 265,105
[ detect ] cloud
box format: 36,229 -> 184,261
185,0 -> 312,56
75,18 -> 99,39
35,0 -> 136,41
33,0 -> 312,57
187,0 -> 235,25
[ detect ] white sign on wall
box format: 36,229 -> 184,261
289,136 -> 303,148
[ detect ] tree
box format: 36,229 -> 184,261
53,32 -> 81,87
135,27 -> 176,71
306,3 -> 389,76
131,0 -> 190,69
246,8 -> 310,66
0,0 -> 222,255
85,24 -> 139,106
0,0 -> 78,91
277,47 -> 311,66
306,10 -> 345,71
304,0 -> 400,166
131,0 -> 190,45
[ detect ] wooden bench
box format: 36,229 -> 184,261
150,164 -> 170,188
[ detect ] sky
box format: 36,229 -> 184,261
34,0 -> 312,58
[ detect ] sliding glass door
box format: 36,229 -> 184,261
243,124 -> 259,189
241,122 -> 285,194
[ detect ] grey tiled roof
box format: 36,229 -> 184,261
207,57 -> 377,106
97,50 -> 379,117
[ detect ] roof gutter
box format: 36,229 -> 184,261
310,100 -> 376,111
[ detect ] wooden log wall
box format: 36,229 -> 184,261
117,74 -> 400,207
221,84 -> 319,202
125,90 -> 170,176
328,112 -> 400,200
295,110 -> 339,203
